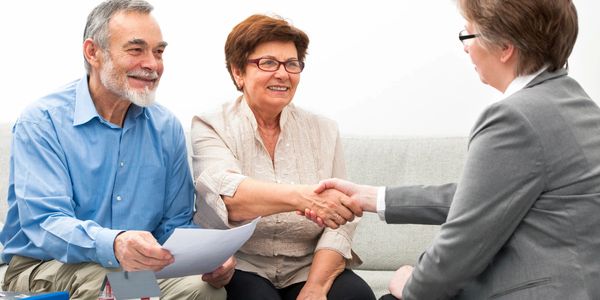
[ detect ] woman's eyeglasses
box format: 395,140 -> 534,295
247,57 -> 305,74
459,29 -> 480,46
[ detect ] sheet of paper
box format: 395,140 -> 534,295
155,217 -> 259,279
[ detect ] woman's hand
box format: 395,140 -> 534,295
202,256 -> 237,288
297,249 -> 345,300
296,284 -> 327,300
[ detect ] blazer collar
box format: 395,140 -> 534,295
525,68 -> 568,89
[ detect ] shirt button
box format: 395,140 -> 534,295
119,161 -> 125,167
116,195 -> 122,201
108,261 -> 113,266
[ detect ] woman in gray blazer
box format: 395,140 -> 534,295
312,0 -> 599,299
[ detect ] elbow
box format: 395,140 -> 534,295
223,198 -> 247,222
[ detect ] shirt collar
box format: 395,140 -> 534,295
503,66 -> 548,97
73,75 -> 149,127
73,75 -> 99,126
239,96 -> 293,131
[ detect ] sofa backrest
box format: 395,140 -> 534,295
343,136 -> 468,270
0,124 -> 469,271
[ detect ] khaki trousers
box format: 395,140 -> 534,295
2,255 -> 226,300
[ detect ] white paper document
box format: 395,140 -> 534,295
155,217 -> 260,279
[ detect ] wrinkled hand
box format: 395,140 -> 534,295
114,231 -> 174,272
296,285 -> 327,300
300,178 -> 375,227
389,265 -> 414,299
300,185 -> 363,229
202,256 -> 236,288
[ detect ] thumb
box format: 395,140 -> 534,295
314,178 -> 336,194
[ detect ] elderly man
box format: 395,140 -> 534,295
0,0 -> 232,299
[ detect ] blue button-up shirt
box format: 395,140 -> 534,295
0,76 -> 195,267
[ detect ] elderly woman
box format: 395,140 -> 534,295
314,0 -> 599,299
191,14 -> 375,300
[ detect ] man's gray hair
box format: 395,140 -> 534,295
83,0 -> 154,73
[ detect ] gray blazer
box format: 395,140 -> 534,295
386,69 -> 600,299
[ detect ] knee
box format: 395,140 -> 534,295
185,284 -> 226,300
62,263 -> 113,299
196,285 -> 227,300
161,278 -> 226,300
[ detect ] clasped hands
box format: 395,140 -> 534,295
299,178 -> 374,228
113,231 -> 236,288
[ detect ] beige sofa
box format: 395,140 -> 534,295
0,123 -> 468,297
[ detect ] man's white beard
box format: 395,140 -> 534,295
100,54 -> 158,107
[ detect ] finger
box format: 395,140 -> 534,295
314,218 -> 325,227
136,235 -> 173,261
342,197 -> 363,217
122,256 -> 164,272
314,178 -> 337,193
324,218 -> 339,229
312,211 -> 325,227
306,214 -> 324,227
142,234 -> 173,260
335,213 -> 349,226
131,249 -> 173,271
333,204 -> 355,223
303,210 -> 323,227
202,271 -> 230,288
336,206 -> 355,222
205,276 -> 229,289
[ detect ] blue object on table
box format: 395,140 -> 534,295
0,291 -> 69,299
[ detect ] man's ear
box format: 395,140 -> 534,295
499,43 -> 515,64
83,39 -> 102,68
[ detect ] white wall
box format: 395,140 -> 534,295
1,1 -> 598,137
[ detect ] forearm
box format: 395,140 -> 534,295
24,213 -> 121,267
303,249 -> 346,295
223,178 -> 312,221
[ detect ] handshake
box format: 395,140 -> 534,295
299,178 -> 379,228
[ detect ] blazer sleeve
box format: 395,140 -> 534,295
385,183 -> 456,225
400,102 -> 547,299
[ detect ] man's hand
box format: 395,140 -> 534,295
389,265 -> 414,299
114,231 -> 174,272
202,256 -> 236,288
300,178 -> 378,226
300,185 -> 363,229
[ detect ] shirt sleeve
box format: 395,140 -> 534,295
12,120 -> 121,267
191,115 -> 247,229
402,102 -> 546,299
376,186 -> 387,220
151,120 -> 196,245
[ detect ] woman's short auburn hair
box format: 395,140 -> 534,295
458,0 -> 578,75
225,14 -> 309,91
